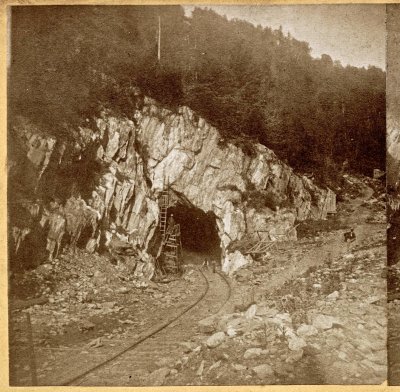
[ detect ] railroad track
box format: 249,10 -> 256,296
60,269 -> 231,386
19,268 -> 229,386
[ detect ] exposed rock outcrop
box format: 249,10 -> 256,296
8,93 -> 335,271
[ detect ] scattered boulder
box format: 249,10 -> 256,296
147,367 -> 170,386
296,324 -> 318,338
232,364 -> 247,372
102,301 -> 116,309
287,334 -> 307,351
223,316 -> 264,336
272,313 -> 292,326
207,360 -> 221,373
205,332 -> 226,348
116,287 -> 131,294
87,337 -> 103,348
326,291 -> 340,301
222,251 -> 253,276
198,315 -> 216,334
179,341 -> 197,353
244,304 -> 257,319
196,360 -> 205,377
119,319 -> 135,325
312,314 -> 341,330
252,364 -> 274,379
286,349 -> 304,364
244,347 -> 264,359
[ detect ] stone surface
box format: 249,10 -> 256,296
198,316 -> 216,334
287,334 -> 307,351
232,364 -> 247,372
244,304 -> 257,319
9,96 -> 335,270
196,360 -> 205,377
312,314 -> 340,330
205,332 -> 226,348
147,367 -> 170,386
326,291 -> 340,301
296,324 -> 318,338
286,349 -> 304,364
252,364 -> 274,378
222,251 -> 253,276
243,348 -> 264,359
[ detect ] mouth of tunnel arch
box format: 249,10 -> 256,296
164,203 -> 222,265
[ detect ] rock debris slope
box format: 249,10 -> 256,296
9,93 -> 335,271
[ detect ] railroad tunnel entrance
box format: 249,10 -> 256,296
166,203 -> 221,266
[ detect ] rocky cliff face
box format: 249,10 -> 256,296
9,94 -> 335,271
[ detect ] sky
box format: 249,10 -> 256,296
184,5 -> 386,70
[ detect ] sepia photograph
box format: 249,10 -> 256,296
7,4 -> 387,386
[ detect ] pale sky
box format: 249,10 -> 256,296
184,5 -> 386,70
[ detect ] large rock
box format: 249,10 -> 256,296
146,367 -> 170,386
296,324 -> 318,338
287,334 -> 307,351
286,349 -> 304,364
198,315 -> 217,334
205,332 -> 226,348
252,364 -> 274,378
312,314 -> 342,330
244,304 -> 257,319
217,314 -> 264,336
222,251 -> 253,276
244,347 -> 264,359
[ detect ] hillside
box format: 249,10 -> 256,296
9,5 -> 385,183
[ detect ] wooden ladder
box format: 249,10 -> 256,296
163,224 -> 183,273
159,189 -> 169,239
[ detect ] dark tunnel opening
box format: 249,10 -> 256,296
167,203 -> 221,265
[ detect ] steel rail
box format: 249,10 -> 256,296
61,268 -> 214,386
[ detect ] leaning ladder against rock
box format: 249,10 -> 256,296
155,188 -> 183,275
155,187 -> 172,263
162,223 -> 183,273
159,189 -> 170,239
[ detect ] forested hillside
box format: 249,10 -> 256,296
9,5 -> 385,183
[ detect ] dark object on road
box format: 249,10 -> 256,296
344,228 -> 356,242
